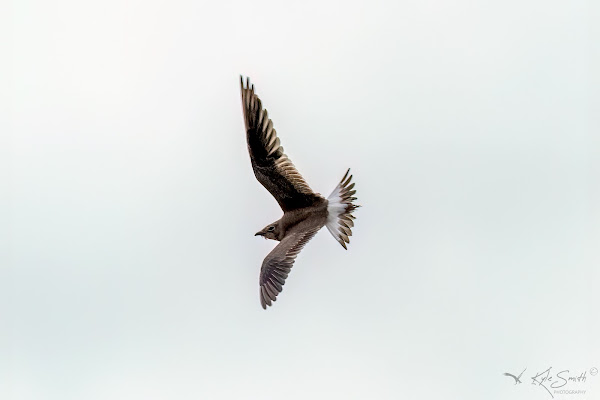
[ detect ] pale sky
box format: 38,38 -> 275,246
3,0 -> 599,399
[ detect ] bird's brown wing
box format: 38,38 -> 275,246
259,227 -> 321,309
240,76 -> 322,211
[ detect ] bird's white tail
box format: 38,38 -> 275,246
326,169 -> 359,249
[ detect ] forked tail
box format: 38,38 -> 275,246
326,169 -> 360,249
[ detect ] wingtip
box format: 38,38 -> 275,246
260,285 -> 275,309
241,75 -> 252,89
260,288 -> 268,309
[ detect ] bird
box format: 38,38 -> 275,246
503,368 -> 526,384
240,76 -> 360,309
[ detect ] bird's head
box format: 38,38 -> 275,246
255,223 -> 281,241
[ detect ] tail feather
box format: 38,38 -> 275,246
326,169 -> 360,249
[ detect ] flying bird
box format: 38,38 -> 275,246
240,76 -> 360,309
503,368 -> 526,385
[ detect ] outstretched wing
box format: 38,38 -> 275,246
259,227 -> 321,309
240,76 -> 322,211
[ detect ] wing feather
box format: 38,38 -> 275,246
241,76 -> 322,211
258,227 -> 320,309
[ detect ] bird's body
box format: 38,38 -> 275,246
240,76 -> 359,309
258,202 -> 328,241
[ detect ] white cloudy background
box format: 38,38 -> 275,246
3,0 -> 599,399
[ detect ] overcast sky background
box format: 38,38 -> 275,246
3,0 -> 599,399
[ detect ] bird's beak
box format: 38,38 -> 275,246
255,231 -> 263,236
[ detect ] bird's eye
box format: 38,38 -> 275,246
268,226 -> 275,232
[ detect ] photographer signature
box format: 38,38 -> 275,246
503,367 -> 593,398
